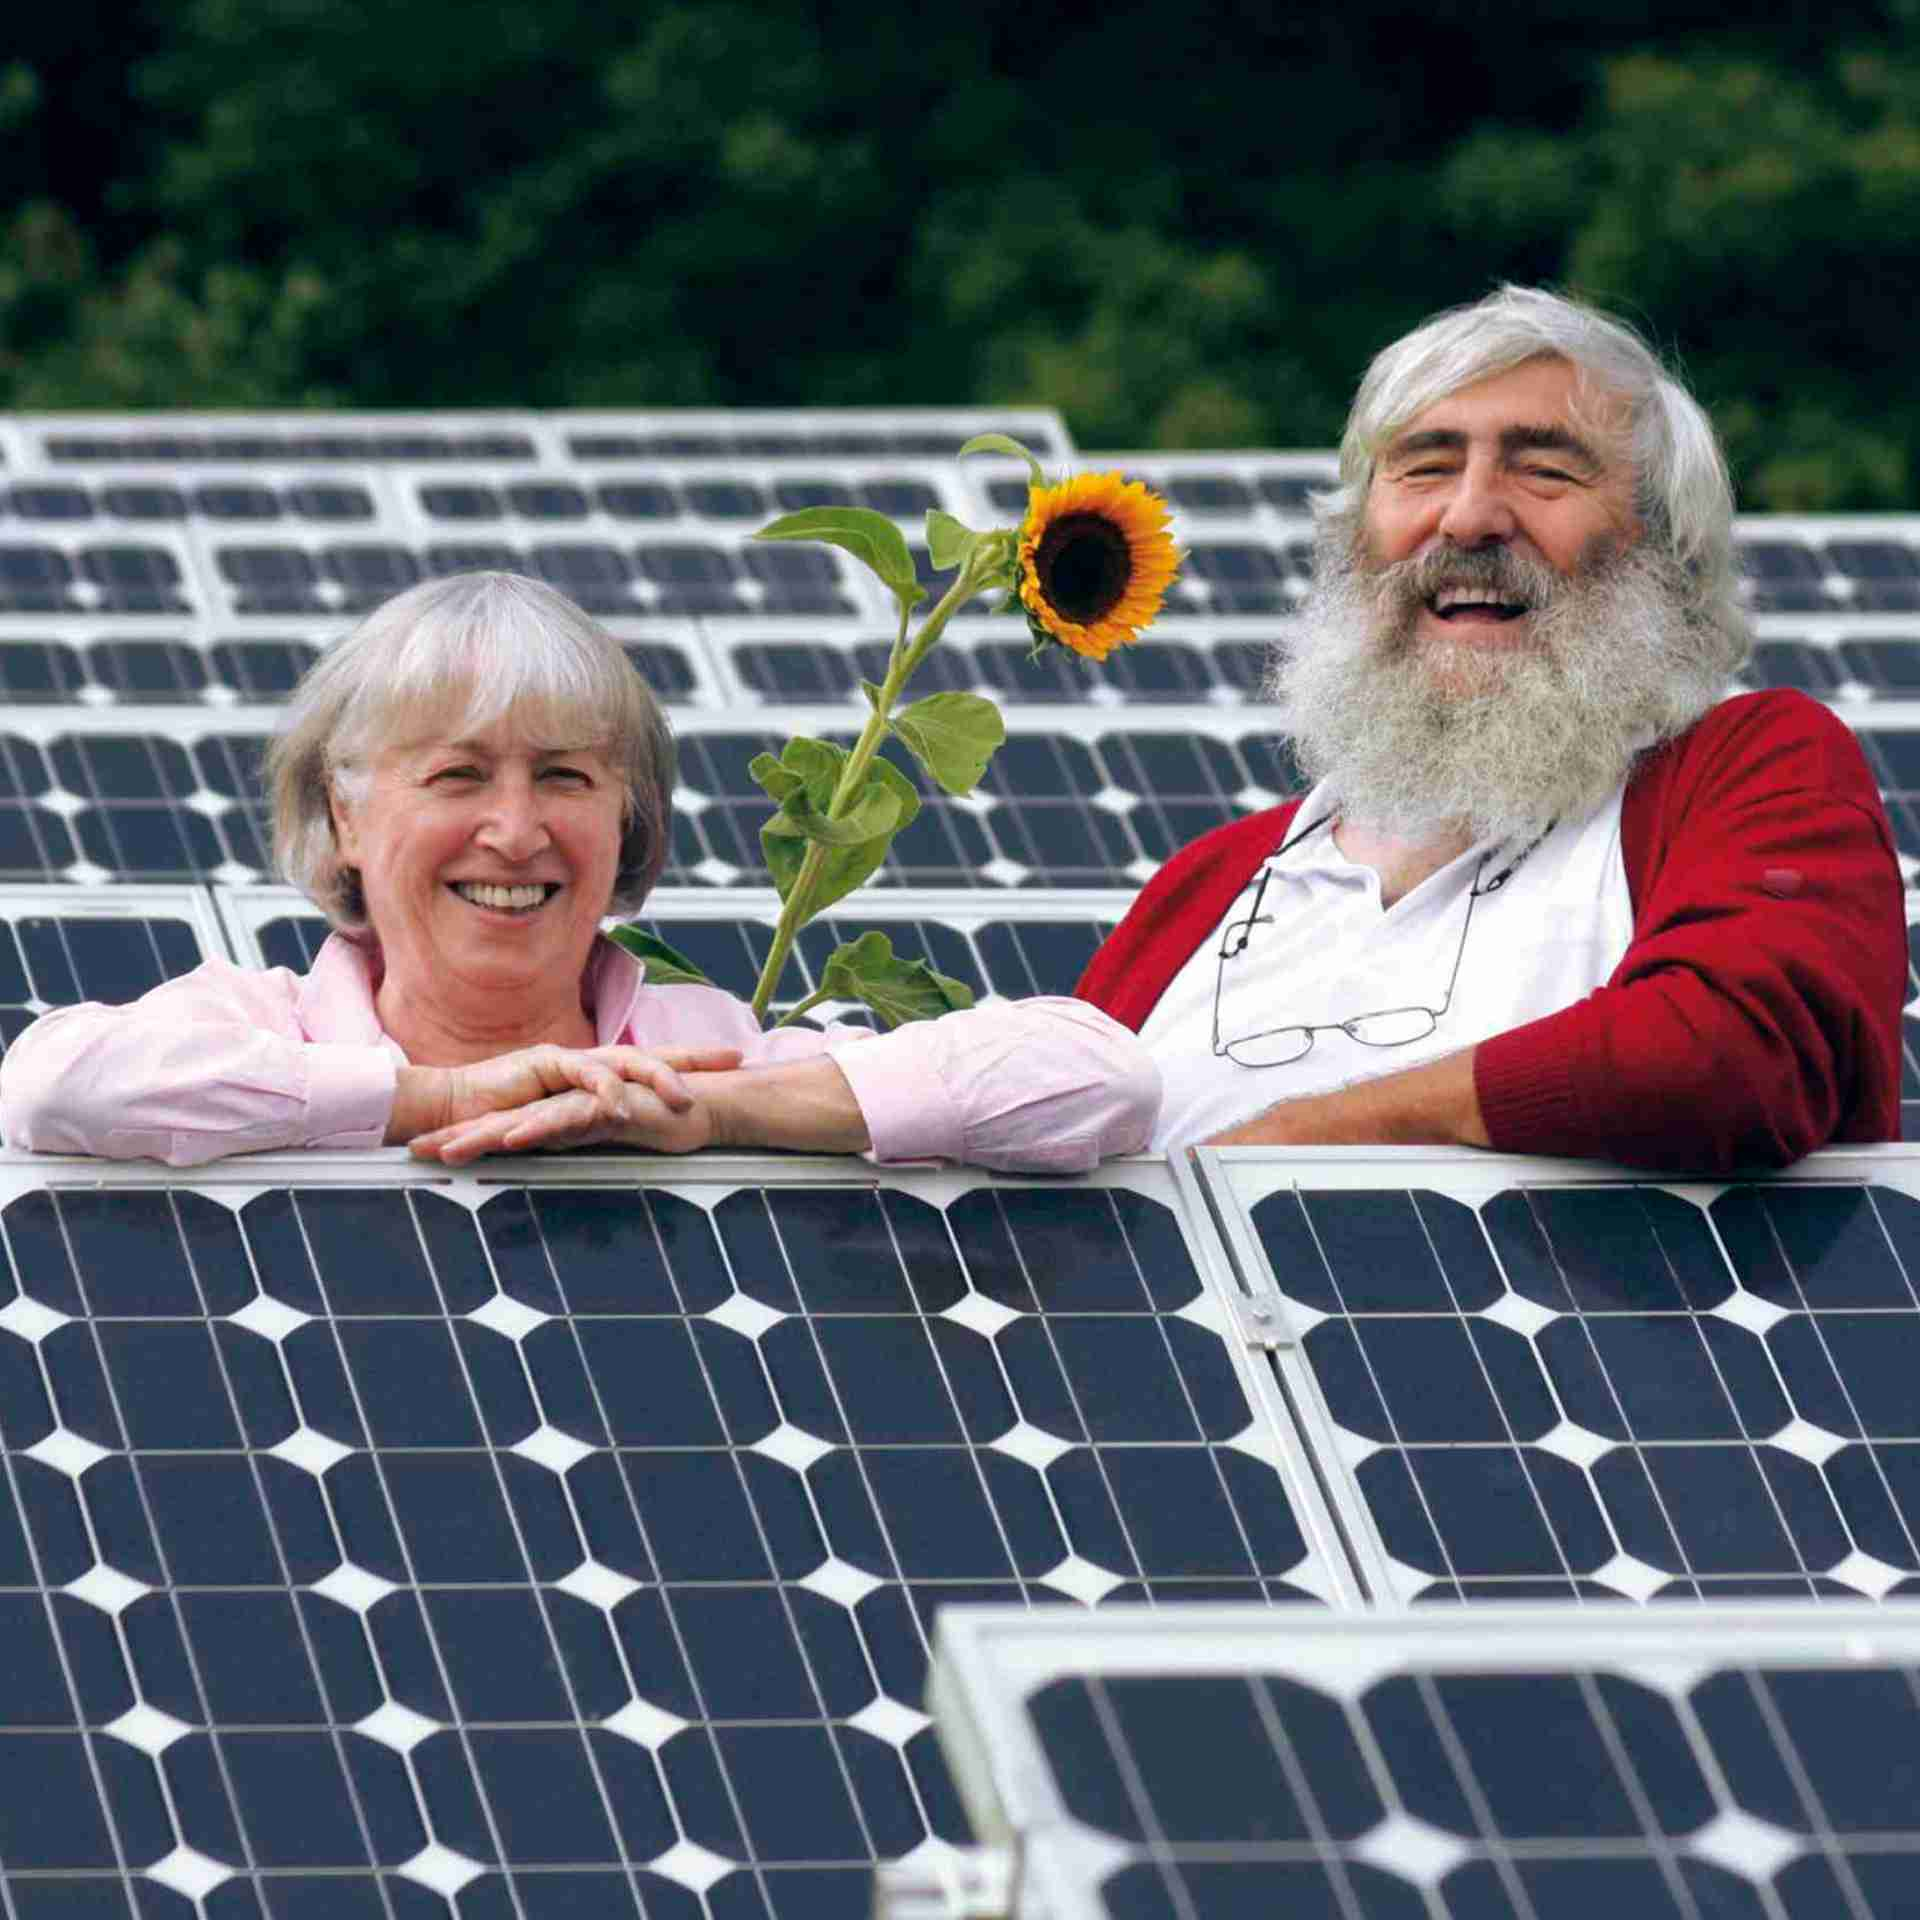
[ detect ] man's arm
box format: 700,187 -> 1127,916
1207,1046 -> 1490,1148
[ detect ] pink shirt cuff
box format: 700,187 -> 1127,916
826,1030 -> 956,1162
303,1044 -> 400,1148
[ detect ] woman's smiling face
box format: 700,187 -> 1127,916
330,718 -> 626,1002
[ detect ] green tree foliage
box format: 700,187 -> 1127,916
2,1 -> 1915,506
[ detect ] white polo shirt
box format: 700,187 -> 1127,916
1140,780 -> 1638,1149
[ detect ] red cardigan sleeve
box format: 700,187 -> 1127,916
1475,689 -> 1906,1170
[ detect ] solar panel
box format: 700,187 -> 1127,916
0,1153 -> 1333,1918
699,615 -> 1286,712
0,885 -> 226,1066
911,1601 -> 1920,1920
1184,1146 -> 1920,1607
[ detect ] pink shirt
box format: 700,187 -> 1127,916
0,933 -> 1157,1173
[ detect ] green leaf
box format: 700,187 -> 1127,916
820,930 -> 976,1028
750,735 -> 850,810
753,506 -> 925,608
604,924 -> 715,989
925,508 -> 978,571
888,691 -> 1005,796
759,754 -> 921,916
957,432 -> 1044,489
860,679 -> 886,712
747,749 -> 804,805
763,778 -> 901,847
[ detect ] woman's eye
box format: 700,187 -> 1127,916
432,765 -> 482,783
541,765 -> 591,784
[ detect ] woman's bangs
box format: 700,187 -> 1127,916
345,594 -> 625,758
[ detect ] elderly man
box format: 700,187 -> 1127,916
1079,286 -> 1906,1169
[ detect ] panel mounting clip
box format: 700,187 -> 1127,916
1225,1282 -> 1289,1350
872,1844 -> 1013,1919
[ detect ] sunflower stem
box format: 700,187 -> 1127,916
771,985 -> 837,1030
747,554 -> 998,1023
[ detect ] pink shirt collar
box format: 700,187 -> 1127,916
294,932 -> 646,1055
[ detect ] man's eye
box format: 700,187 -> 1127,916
432,765 -> 482,783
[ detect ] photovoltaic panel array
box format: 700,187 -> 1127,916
211,888 -> 1132,1017
919,1604 -> 1920,1920
1190,1149 -> 1920,1607
0,716 -> 1303,894
0,1157 -> 1331,1919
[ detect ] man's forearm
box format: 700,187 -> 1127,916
1206,1046 -> 1490,1148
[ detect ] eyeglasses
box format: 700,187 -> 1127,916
1211,813 -> 1549,1069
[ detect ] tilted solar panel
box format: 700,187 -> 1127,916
0,887 -> 226,1065
0,1155 -> 1331,1918
1186,1147 -> 1920,1607
915,1603 -> 1920,1920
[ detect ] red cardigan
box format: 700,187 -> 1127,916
1076,690 -> 1907,1170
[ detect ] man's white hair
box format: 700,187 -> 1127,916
1313,284 -> 1748,679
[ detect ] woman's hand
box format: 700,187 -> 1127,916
388,1045 -> 743,1148
405,1054 -> 871,1164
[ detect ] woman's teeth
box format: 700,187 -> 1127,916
454,882 -> 551,911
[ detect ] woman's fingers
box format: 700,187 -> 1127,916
410,1077 -> 698,1163
594,1045 -> 740,1111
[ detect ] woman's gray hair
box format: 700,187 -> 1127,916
1317,284 -> 1748,674
267,571 -> 677,928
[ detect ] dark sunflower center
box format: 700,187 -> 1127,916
1035,513 -> 1131,624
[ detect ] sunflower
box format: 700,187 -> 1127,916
1016,472 -> 1181,661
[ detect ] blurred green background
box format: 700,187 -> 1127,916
4,0 -> 1917,508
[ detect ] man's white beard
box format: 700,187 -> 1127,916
1269,532 -> 1731,844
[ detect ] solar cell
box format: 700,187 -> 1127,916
1745,638 -> 1844,697
1191,1150 -> 1920,1606
916,1603 -> 1920,1920
1839,637 -> 1920,696
0,1157 -> 1328,1919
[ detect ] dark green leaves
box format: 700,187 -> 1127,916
754,506 -> 924,610
820,930 -> 974,1027
605,925 -> 714,989
751,738 -> 920,916
888,691 -> 1004,796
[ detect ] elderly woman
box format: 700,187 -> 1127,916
1,573 -> 1156,1170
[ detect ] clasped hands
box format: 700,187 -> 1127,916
391,1044 -> 747,1165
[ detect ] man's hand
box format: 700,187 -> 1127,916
1205,1046 -> 1491,1148
388,1045 -> 744,1148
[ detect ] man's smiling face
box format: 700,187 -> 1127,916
1362,354 -> 1642,657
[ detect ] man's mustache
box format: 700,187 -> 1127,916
1364,542 -> 1569,620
